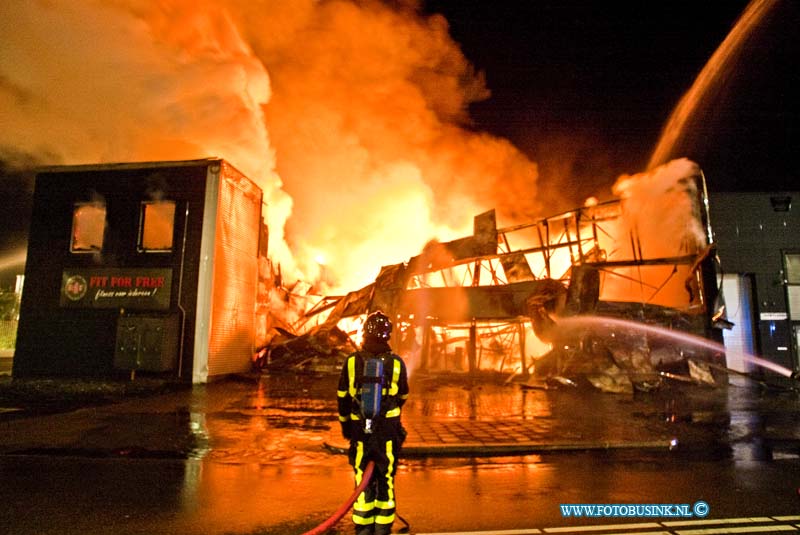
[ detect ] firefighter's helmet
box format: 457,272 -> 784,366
364,310 -> 392,341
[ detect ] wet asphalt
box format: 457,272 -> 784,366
1,370 -> 799,461
0,369 -> 799,534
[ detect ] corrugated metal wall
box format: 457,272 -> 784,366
206,162 -> 262,377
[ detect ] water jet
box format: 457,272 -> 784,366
648,0 -> 779,168
558,315 -> 794,379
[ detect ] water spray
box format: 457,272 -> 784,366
648,0 -> 779,168
0,249 -> 26,272
557,315 -> 797,380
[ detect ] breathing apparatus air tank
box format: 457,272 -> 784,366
360,356 -> 385,434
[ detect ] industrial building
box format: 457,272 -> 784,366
708,191 -> 800,375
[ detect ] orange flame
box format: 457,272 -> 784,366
0,0 -> 539,296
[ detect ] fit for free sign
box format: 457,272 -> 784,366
61,268 -> 172,310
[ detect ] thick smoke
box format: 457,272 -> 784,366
0,0 -> 294,272
613,158 -> 707,259
601,158 -> 708,308
0,0 -> 539,293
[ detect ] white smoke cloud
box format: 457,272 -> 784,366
613,157 -> 707,259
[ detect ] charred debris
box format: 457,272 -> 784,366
256,174 -> 733,393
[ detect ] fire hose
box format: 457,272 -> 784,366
300,460 -> 410,535
300,461 -> 375,535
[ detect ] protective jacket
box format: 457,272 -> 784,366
337,341 -> 409,535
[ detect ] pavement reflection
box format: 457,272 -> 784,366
1,370 -> 799,534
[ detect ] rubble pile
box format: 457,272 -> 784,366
531,314 -> 722,394
258,168 -> 727,394
254,324 -> 357,373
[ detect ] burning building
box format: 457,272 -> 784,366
13,159 -> 267,384
266,159 -> 724,393
10,152 -> 731,394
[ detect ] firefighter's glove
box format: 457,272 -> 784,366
340,421 -> 352,441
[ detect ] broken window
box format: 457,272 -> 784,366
71,202 -> 106,252
139,200 -> 176,252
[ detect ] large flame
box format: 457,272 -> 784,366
0,0 -> 539,294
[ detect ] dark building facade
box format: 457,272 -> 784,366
14,159 -> 263,383
708,191 -> 800,375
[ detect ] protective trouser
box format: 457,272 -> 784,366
350,436 -> 398,535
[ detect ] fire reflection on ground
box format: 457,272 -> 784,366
170,369 -> 799,534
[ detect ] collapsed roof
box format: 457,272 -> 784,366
263,171 -> 724,391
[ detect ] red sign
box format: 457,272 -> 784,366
61,268 -> 173,310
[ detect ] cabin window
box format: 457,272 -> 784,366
70,202 -> 106,252
139,200 -> 176,252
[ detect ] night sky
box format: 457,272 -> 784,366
423,0 -> 799,204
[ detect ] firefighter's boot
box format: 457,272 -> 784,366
355,524 -> 374,535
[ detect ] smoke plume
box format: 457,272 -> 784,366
0,0 -> 540,293
612,158 -> 707,259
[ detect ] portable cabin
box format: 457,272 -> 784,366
13,159 -> 264,383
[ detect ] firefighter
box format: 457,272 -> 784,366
337,310 -> 409,535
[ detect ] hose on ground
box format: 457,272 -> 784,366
300,460 -> 375,535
